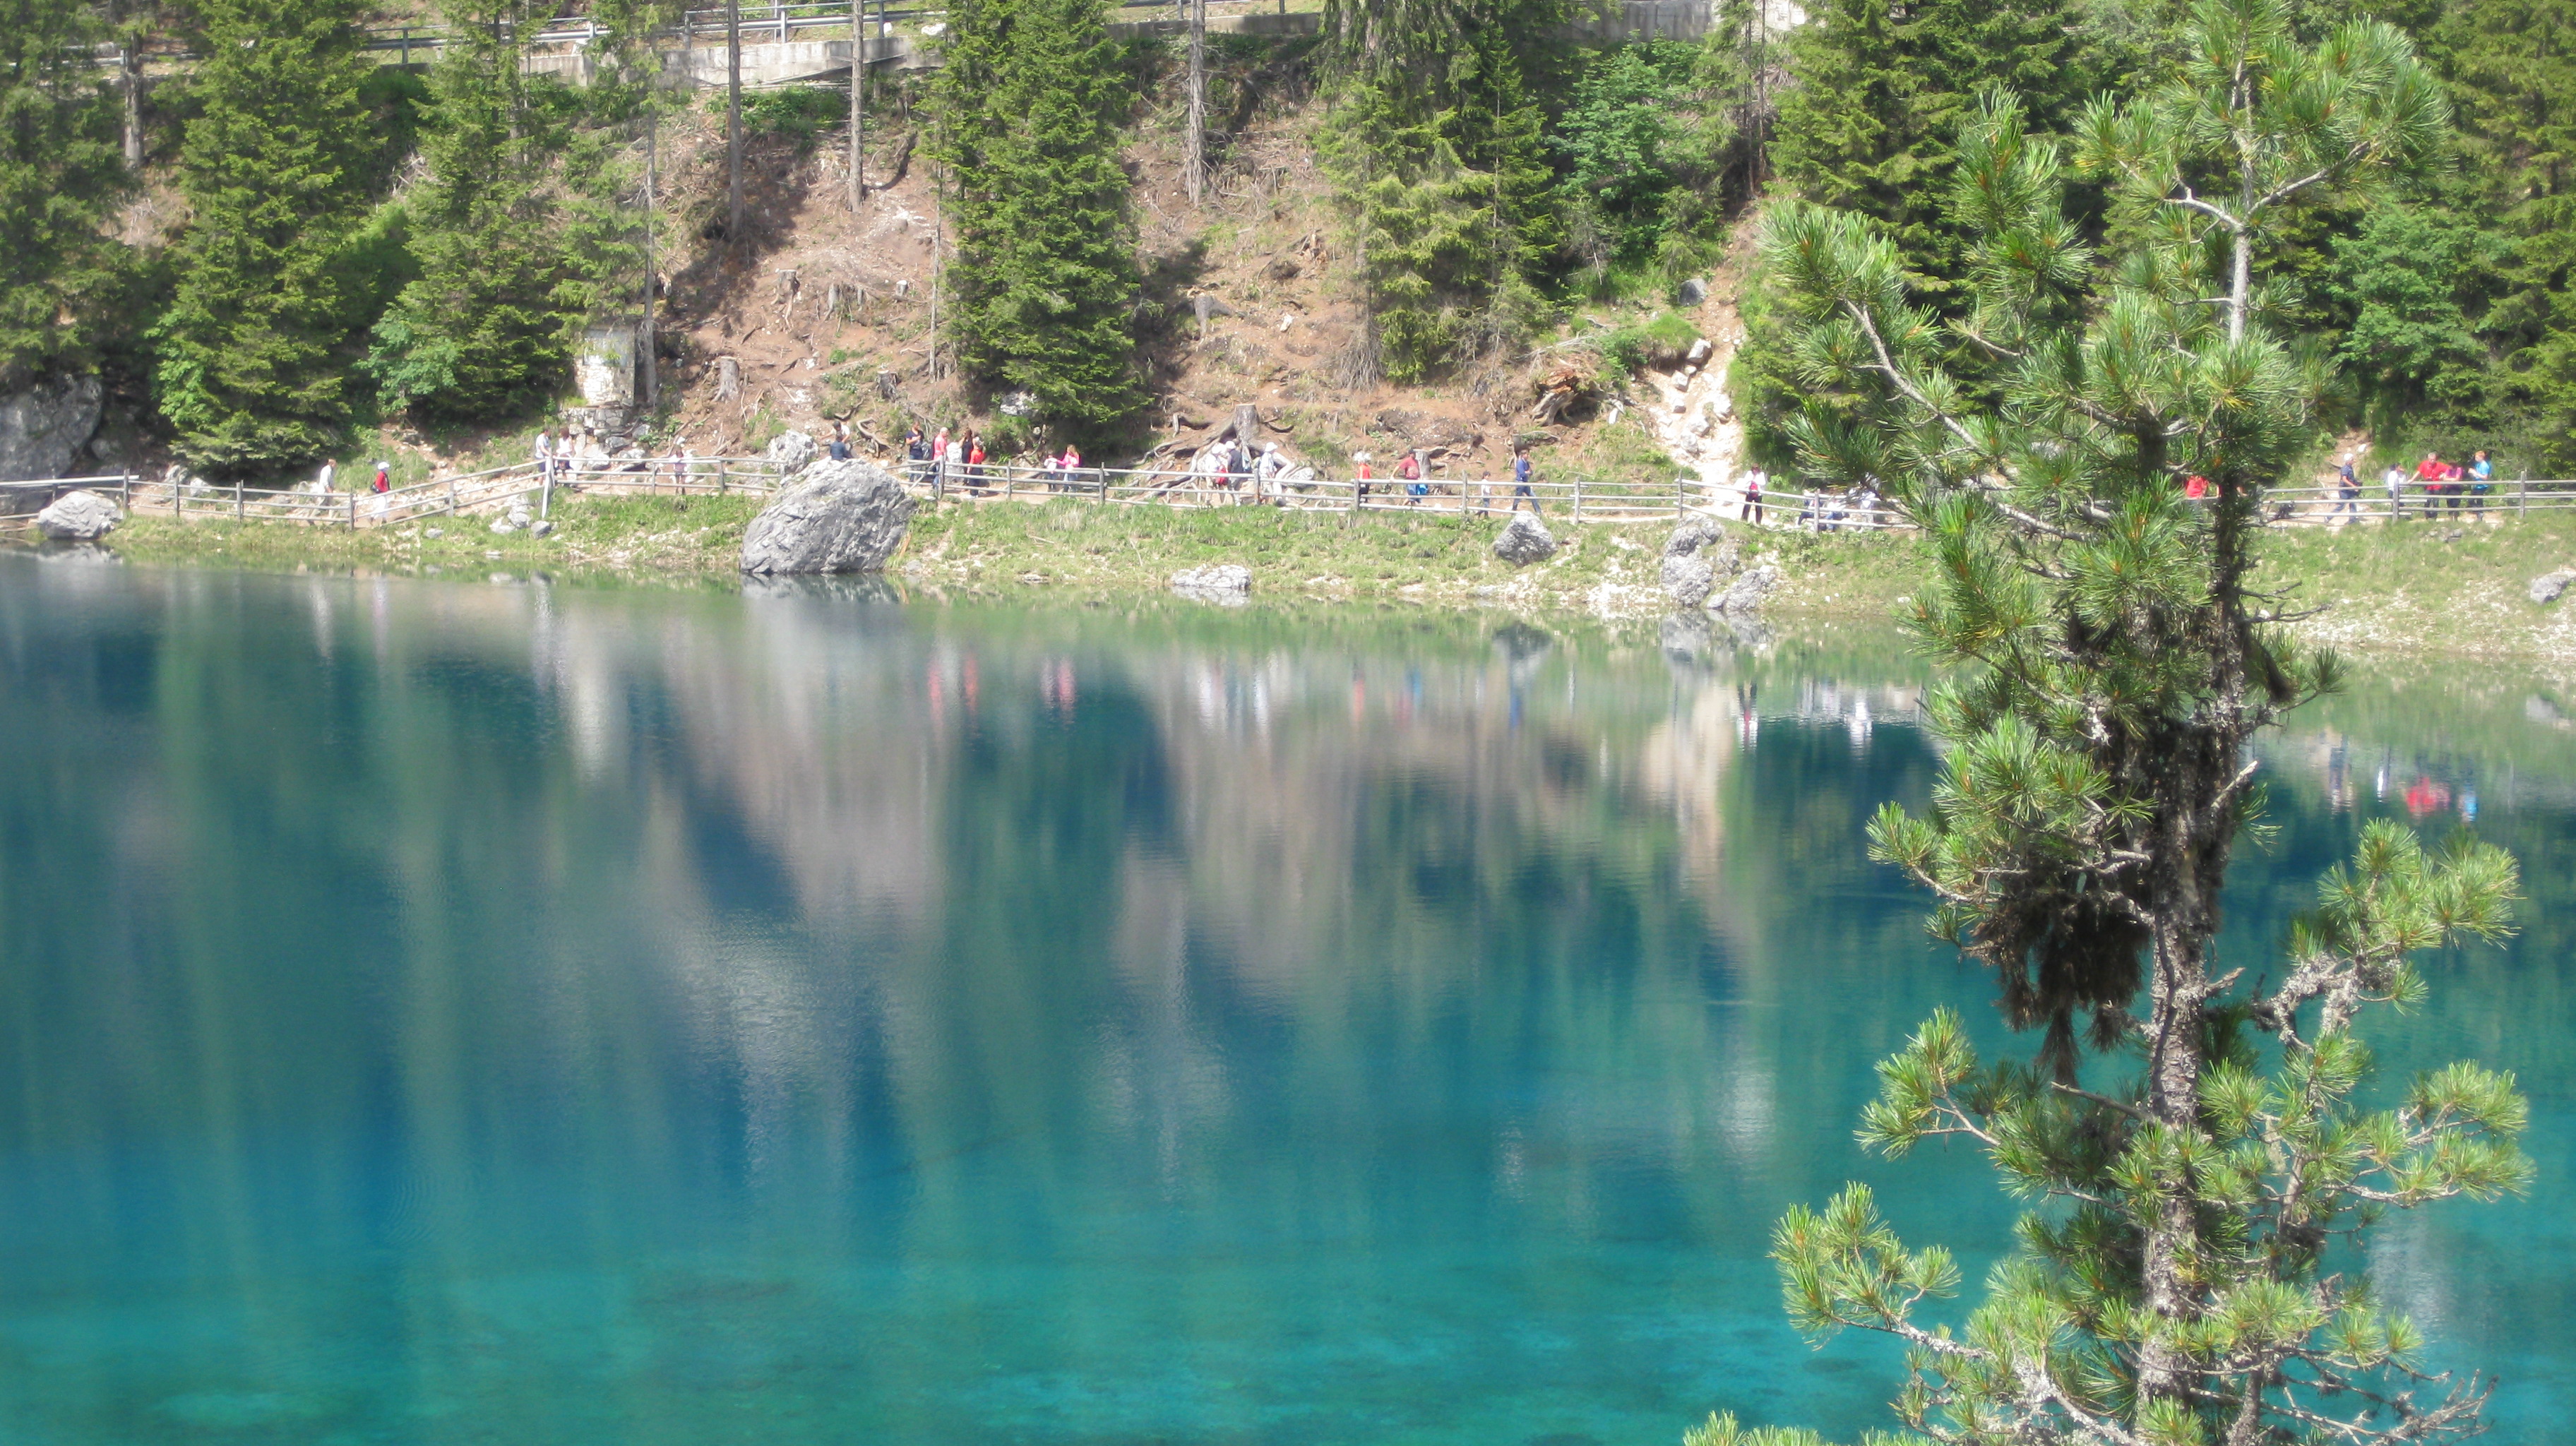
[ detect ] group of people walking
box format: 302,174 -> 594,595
2325,448 -> 2499,521
905,425 -> 1086,494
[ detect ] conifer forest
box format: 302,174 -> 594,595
0,0 -> 2562,482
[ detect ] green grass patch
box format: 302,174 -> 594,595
103,491 -> 765,582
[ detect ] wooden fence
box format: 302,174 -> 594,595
13,458 -> 2576,542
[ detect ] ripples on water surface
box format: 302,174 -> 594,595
0,556 -> 2569,1445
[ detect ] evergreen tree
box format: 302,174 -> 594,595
156,0 -> 378,474
1548,41 -> 1735,292
553,0 -> 681,406
366,1 -> 573,423
931,0 -> 1145,434
1317,0 -> 1566,380
1770,0 -> 2090,300
1711,4 -> 2520,1440
2428,0 -> 2576,467
2327,189 -> 2509,431
0,0 -> 129,389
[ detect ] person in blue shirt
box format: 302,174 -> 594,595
2469,448 -> 2494,513
1510,446 -> 1537,515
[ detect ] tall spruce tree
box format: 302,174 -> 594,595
1317,0 -> 1564,381
156,0 -> 377,473
554,0 -> 679,406
0,0 -> 129,390
2429,0 -> 2576,467
366,0 -> 573,423
1770,0 -> 2092,301
931,0 -> 1145,434
1697,4 -> 2530,1442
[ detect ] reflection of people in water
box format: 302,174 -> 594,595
2403,776 -> 2452,818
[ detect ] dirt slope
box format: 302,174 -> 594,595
648,52 -> 1705,493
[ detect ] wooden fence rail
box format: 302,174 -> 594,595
16,462 -> 2576,542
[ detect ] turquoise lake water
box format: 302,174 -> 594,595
0,554 -> 2570,1445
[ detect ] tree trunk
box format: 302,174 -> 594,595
2128,501 -> 2260,1422
847,0 -> 864,210
727,0 -> 744,237
943,160 -> 953,381
643,106 -> 660,407
1183,0 -> 1207,205
120,44 -> 143,169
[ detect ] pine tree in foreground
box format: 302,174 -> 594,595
932,0 -> 1145,436
155,0 -> 378,474
1693,3 -> 2533,1441
0,0 -> 129,388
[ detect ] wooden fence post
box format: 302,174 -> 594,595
121,470 -> 131,510
234,478 -> 244,521
2518,474 -> 2527,518
446,474 -> 457,515
718,458 -> 729,496
348,491 -> 357,528
1006,465 -> 1018,504
1572,477 -> 1583,524
1676,474 -> 1686,520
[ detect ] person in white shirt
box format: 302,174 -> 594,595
1254,443 -> 1285,503
2382,462 -> 2407,520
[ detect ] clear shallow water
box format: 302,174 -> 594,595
0,556 -> 2569,1446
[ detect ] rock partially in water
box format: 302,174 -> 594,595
1662,520 -> 1745,608
1171,563 -> 1252,600
1660,553 -> 1715,608
529,519 -> 555,539
2530,568 -> 2575,605
0,374 -> 105,480
1710,563 -> 1782,614
36,488 -> 120,541
740,460 -> 916,575
1493,512 -> 1557,566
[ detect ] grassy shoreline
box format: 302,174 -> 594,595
35,492 -> 2576,662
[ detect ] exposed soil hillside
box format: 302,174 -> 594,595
643,47 -> 1723,494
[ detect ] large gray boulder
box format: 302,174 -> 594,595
765,429 -> 818,476
740,460 -> 916,575
1493,511 -> 1558,566
35,488 -> 120,541
0,374 -> 105,480
2529,568 -> 2575,605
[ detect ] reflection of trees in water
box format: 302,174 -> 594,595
0,565 -> 1959,1304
